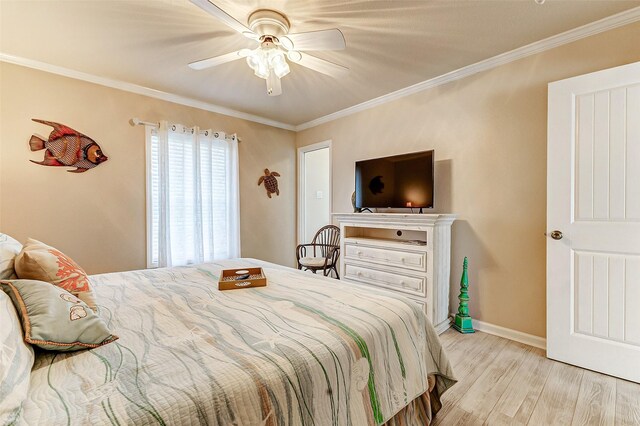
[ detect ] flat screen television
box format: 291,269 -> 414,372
355,150 -> 434,210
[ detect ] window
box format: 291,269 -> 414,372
145,122 -> 240,268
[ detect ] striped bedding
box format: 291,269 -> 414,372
17,259 -> 456,425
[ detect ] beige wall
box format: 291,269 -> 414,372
296,22 -> 640,338
0,63 -> 296,274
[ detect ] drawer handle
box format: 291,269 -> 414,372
357,271 -> 363,276
357,251 -> 363,256
401,257 -> 406,263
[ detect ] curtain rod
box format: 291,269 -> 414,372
129,118 -> 241,142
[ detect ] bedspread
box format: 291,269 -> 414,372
17,259 -> 455,425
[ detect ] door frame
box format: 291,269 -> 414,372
297,140 -> 332,245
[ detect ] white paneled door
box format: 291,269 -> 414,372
547,61 -> 640,383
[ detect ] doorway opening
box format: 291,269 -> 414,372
298,141 -> 332,244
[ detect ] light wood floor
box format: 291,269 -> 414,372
433,329 -> 640,425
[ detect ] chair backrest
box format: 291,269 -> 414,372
312,225 -> 340,257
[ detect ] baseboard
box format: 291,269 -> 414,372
449,314 -> 546,350
434,318 -> 453,335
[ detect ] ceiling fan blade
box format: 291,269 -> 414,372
293,53 -> 349,78
281,29 -> 345,51
189,0 -> 256,39
188,50 -> 245,70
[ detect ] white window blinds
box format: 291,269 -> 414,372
146,122 -> 240,268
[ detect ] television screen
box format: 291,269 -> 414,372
355,150 -> 434,209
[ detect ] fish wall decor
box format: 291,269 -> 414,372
29,119 -> 108,173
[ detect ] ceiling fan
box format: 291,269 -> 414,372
188,0 -> 348,96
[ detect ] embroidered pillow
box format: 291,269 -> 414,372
0,290 -> 35,425
14,239 -> 97,311
0,233 -> 22,279
0,279 -> 118,352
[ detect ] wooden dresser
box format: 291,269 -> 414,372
332,213 -> 456,334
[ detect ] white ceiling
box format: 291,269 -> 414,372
1,0 -> 639,126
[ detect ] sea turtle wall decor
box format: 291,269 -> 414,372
258,168 -> 281,198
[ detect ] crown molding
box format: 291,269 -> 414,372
0,53 -> 296,131
294,6 -> 640,131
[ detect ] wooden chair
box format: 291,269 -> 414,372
296,225 -> 340,279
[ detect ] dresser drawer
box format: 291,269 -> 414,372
344,243 -> 427,272
344,263 -> 427,297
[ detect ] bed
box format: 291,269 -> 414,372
15,258 -> 456,425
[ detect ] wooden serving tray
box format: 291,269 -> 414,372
218,267 -> 267,290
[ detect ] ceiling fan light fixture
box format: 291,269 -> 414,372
269,50 -> 290,78
254,63 -> 270,80
245,46 -> 292,82
273,62 -> 290,78
246,49 -> 270,79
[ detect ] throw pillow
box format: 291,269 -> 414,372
0,279 -> 118,352
14,239 -> 97,310
0,233 -> 22,279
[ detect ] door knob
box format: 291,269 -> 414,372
549,230 -> 563,240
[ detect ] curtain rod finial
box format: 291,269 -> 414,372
130,118 -> 141,126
